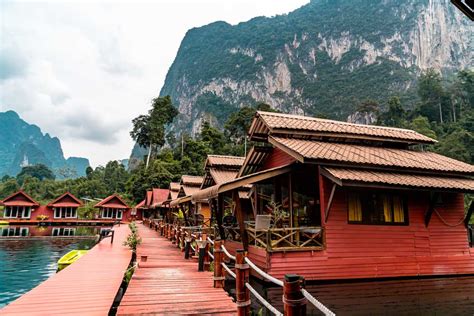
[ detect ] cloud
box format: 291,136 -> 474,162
0,0 -> 309,167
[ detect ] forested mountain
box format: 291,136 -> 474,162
0,111 -> 89,178
160,0 -> 472,134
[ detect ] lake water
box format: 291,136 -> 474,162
0,226 -> 102,308
226,275 -> 474,315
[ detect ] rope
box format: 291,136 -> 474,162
221,245 -> 236,261
302,289 -> 335,316
207,237 -> 214,245
246,283 -> 283,316
244,257 -> 283,287
208,251 -> 214,260
434,208 -> 466,227
221,262 -> 236,278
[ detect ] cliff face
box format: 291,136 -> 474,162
0,111 -> 90,178
160,0 -> 472,134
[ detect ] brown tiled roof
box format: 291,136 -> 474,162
250,111 -> 436,144
210,169 -> 239,185
323,167 -> 474,192
180,185 -> 201,197
180,175 -> 204,186
269,136 -> 474,175
206,155 -> 245,168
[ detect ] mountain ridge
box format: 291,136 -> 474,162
159,0 -> 472,134
0,110 -> 90,178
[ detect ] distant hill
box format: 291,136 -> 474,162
160,0 -> 473,134
0,110 -> 90,178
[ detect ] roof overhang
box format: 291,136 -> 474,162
321,167 -> 474,193
192,164 -> 293,202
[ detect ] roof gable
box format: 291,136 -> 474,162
1,190 -> 39,207
48,192 -> 83,207
249,111 -> 437,145
152,188 -> 170,206
94,194 -> 130,209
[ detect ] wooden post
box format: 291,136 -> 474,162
283,274 -> 306,316
197,235 -> 207,272
184,232 -> 191,259
235,249 -> 250,316
216,196 -> 226,240
213,239 -> 224,288
175,226 -> 180,245
233,190 -> 249,251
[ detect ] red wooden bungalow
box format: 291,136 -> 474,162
1,191 -> 39,220
140,188 -> 170,220
170,175 -> 203,225
46,192 -> 83,220
94,194 -> 131,222
196,111 -> 474,281
192,155 -> 248,228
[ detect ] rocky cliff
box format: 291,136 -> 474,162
160,0 -> 472,134
0,111 -> 90,178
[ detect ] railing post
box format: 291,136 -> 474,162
283,274 -> 306,316
213,239 -> 224,288
235,249 -> 250,316
184,233 -> 192,259
175,227 -> 181,246
203,233 -> 210,271
197,233 -> 207,272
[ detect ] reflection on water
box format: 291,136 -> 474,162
230,276 -> 474,315
0,226 -> 102,308
0,225 -> 107,238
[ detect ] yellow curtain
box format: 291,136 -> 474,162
348,194 -> 362,222
382,195 -> 392,223
393,196 -> 404,223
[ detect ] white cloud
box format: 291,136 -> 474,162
0,0 -> 309,167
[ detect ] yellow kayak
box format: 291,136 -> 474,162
57,250 -> 88,272
0,221 -> 9,225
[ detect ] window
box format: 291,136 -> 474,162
4,206 -> 20,218
52,227 -> 76,236
21,207 -> 31,219
54,207 -> 78,219
1,227 -> 29,237
348,192 -> 408,225
102,208 -> 120,219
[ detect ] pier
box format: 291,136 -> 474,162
1,224 -> 132,315
117,223 -> 237,315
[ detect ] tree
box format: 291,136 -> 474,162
0,178 -> 19,199
130,95 -> 178,168
17,164 -> 55,184
379,96 -> 405,127
418,69 -> 446,123
409,116 -> 437,140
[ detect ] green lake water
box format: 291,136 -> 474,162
0,226 -> 101,308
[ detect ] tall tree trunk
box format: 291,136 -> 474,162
145,142 -> 153,169
439,101 -> 443,124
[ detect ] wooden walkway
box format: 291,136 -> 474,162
117,224 -> 237,315
1,224 -> 132,315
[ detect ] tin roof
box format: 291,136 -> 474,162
269,136 -> 474,175
322,167 -> 474,192
152,188 -> 170,207
249,111 -> 437,145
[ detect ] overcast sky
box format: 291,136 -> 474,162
0,0 -> 309,167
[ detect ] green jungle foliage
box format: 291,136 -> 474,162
0,69 -> 472,208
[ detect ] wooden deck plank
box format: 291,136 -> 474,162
117,223 -> 237,315
1,224 -> 132,316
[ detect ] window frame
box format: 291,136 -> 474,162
346,190 -> 409,226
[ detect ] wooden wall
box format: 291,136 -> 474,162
263,175 -> 473,280
262,148 -> 296,170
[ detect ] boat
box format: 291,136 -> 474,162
57,250 -> 88,272
0,221 -> 9,225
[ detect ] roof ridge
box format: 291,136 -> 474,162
257,111 -> 426,135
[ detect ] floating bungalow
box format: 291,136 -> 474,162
94,194 -> 131,221
191,111 -> 474,281
1,191 -> 39,220
47,192 -> 83,220
140,188 -> 170,219
170,175 -> 204,225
